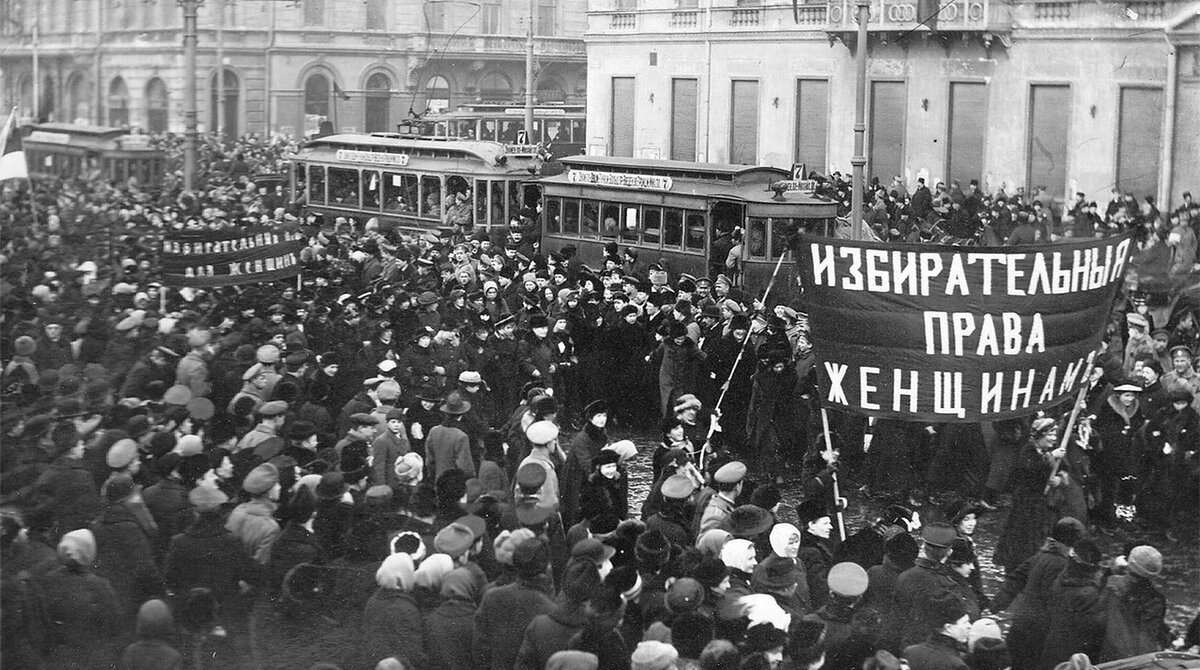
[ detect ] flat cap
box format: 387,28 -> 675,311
661,474 -> 696,500
258,400 -> 289,417
106,439 -> 139,469
525,420 -> 559,445
827,561 -> 869,597
243,463 -> 280,495
714,461 -> 747,484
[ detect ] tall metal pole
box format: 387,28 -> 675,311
849,0 -> 869,241
94,0 -> 104,125
31,7 -> 39,122
183,0 -> 199,192
524,0 -> 535,138
216,0 -> 225,141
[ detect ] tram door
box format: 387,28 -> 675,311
709,200 -> 744,281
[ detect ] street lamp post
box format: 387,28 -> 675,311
849,0 -> 869,241
181,0 -> 200,192
524,0 -> 535,138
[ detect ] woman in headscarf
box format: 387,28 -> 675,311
35,529 -> 124,670
425,567 -> 482,670
412,552 -> 456,614
361,553 -> 427,669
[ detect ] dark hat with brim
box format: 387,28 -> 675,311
724,504 -> 774,538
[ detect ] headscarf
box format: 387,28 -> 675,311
414,552 -> 454,590
58,529 -> 97,567
375,552 -> 416,590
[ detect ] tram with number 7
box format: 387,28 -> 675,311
537,155 -> 839,293
19,123 -> 168,188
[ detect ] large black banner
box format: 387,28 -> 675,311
162,226 -> 305,288
796,233 -> 1134,421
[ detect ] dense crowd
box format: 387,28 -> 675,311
0,135 -> 1198,670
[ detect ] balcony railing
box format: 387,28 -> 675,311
670,10 -> 699,27
611,12 -> 638,27
1033,1 -> 1072,19
825,0 -> 1008,31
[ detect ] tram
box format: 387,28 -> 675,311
538,156 -> 839,292
289,133 -> 544,234
20,124 -> 167,187
405,103 -> 586,161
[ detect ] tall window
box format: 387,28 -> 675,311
365,72 -> 392,133
1026,84 -> 1070,197
946,82 -> 987,189
479,73 -> 512,102
481,0 -> 500,33
423,75 -> 451,114
146,77 -> 169,133
794,78 -> 828,172
1116,87 -> 1163,198
610,77 -> 635,157
729,80 -> 759,165
537,0 -> 556,35
211,69 -> 240,139
670,78 -> 697,161
868,80 -> 906,185
304,0 -> 325,25
305,73 -> 331,133
108,77 -> 130,127
67,74 -> 91,124
366,0 -> 386,29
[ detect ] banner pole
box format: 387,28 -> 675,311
820,407 -> 847,542
1043,382 -> 1090,495
160,285 -> 167,314
699,251 -> 790,471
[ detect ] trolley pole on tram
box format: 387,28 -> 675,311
182,0 -> 200,192
849,0 -> 869,241
524,0 -> 535,138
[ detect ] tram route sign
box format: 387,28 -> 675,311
567,169 -> 673,191
335,149 -> 410,167
796,233 -> 1134,422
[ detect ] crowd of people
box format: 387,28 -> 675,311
0,133 -> 1198,670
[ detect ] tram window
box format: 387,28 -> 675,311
545,120 -> 563,144
562,198 -> 581,234
601,202 -> 621,238
663,209 -> 684,248
570,119 -> 585,143
383,172 -> 417,212
686,213 -> 706,252
309,166 -> 327,204
747,218 -> 768,258
329,168 -> 360,206
620,206 -> 640,242
770,218 -> 799,259
643,207 -> 661,245
581,201 -> 600,238
500,119 -> 521,143
476,180 -> 490,226
545,198 -> 562,234
490,180 -> 507,226
445,176 -> 474,228
421,176 -> 442,219
481,120 -> 498,141
508,181 -> 523,218
363,170 -> 382,210
454,120 -> 475,139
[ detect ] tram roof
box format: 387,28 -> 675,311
302,133 -> 541,167
28,123 -> 129,138
559,155 -> 790,182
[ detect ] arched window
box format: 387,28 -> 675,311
67,74 -> 92,124
364,72 -> 393,133
478,72 -> 512,102
146,77 -> 169,133
210,69 -> 239,140
536,78 -> 566,103
108,77 -> 130,127
304,73 -> 331,136
423,75 -> 451,114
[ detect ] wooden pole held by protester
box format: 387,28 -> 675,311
821,407 -> 847,542
1044,383 -> 1090,495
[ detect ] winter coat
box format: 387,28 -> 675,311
1094,393 -> 1146,480
92,501 -> 164,617
474,577 -> 556,670
32,457 -> 103,535
651,338 -> 706,415
425,597 -> 477,670
175,351 -> 210,398
901,633 -> 968,670
994,443 -> 1056,572
797,531 -> 836,610
1098,573 -> 1172,662
425,422 -> 476,479
361,588 -> 428,670
373,429 -> 412,490
35,564 -> 124,670
518,334 -> 558,382
163,512 -> 259,612
866,554 -> 916,653
993,537 -> 1072,670
225,498 -> 280,564
141,477 -> 192,560
1039,561 -> 1106,668
561,425 -> 608,526
514,603 -> 591,670
893,557 -> 960,648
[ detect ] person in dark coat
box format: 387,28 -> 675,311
474,537 -> 556,670
426,567 -> 481,670
901,591 -> 971,670
142,450 -> 209,561
1039,539 -> 1106,669
992,516 -> 1084,670
836,504 -> 918,570
561,400 -> 610,527
644,475 -> 697,549
1091,383 -> 1146,528
163,486 -> 260,628
32,424 -> 103,537
567,582 -> 631,670
795,498 -> 837,611
891,524 -> 960,650
91,474 -> 164,622
1098,545 -> 1173,661
864,532 -> 919,654
578,451 -> 628,523
262,487 -> 325,598
35,529 -> 124,670
1137,388 -> 1200,531
745,352 -> 801,484
648,321 -> 707,417
995,418 -> 1064,573
361,552 -> 428,669
119,599 -> 182,670
514,560 -> 601,670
